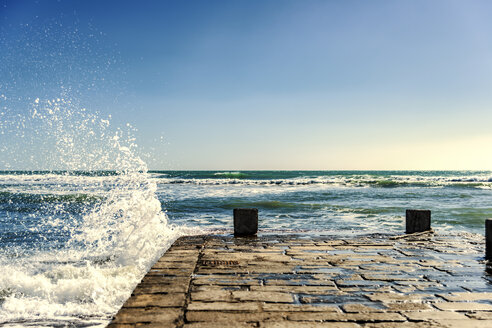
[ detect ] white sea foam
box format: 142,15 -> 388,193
0,99 -> 197,326
152,173 -> 492,189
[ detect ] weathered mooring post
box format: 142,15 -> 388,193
234,208 -> 258,236
486,219 -> 492,261
406,209 -> 431,233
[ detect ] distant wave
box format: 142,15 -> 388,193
213,171 -> 248,179
153,175 -> 492,189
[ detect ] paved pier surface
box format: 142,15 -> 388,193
108,232 -> 492,327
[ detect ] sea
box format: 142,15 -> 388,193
0,169 -> 491,327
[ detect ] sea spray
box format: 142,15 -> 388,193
0,98 -> 184,326
0,18 -> 193,326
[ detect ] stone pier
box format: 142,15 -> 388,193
108,232 -> 492,327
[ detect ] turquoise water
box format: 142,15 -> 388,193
154,170 -> 492,235
1,170 -> 491,249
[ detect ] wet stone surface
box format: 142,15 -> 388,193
108,232 -> 492,327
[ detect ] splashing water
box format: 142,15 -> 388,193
0,97 -> 188,326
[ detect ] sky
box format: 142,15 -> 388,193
1,0 -> 492,170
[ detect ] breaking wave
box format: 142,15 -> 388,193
151,172 -> 492,189
0,98 -> 190,326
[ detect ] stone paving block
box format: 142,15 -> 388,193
340,287 -> 363,292
258,254 -> 296,261
327,255 -> 384,262
184,323 -> 256,328
300,294 -> 370,305
362,274 -> 419,281
384,303 -> 432,311
195,269 -> 250,275
433,302 -> 492,311
289,245 -> 335,251
192,285 -> 243,292
434,320 -> 492,328
341,274 -> 364,281
161,248 -> 200,254
140,276 -> 190,285
165,250 -> 199,256
250,285 -> 339,293
392,286 -> 417,293
186,311 -> 286,322
417,260 -> 443,267
193,277 -> 261,286
231,291 -> 294,303
111,308 -> 182,324
314,241 -> 347,246
394,281 -> 437,287
262,304 -> 340,312
132,284 -> 188,294
122,293 -> 186,308
358,264 -> 419,272
342,304 -> 385,313
246,261 -> 291,266
265,279 -> 336,286
439,292 -> 492,302
154,261 -> 197,268
296,267 -> 346,275
362,323 -> 434,328
146,268 -> 194,277
261,322 -> 360,328
367,292 -> 434,302
187,302 -> 261,311
288,312 -> 406,322
244,266 -> 297,274
336,280 -> 386,287
108,323 -> 177,328
466,311 -> 492,320
155,257 -> 197,264
312,273 -> 353,280
360,286 -> 395,293
402,311 -> 468,321
191,290 -> 231,302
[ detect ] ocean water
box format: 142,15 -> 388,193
1,169 -> 491,326
156,170 -> 492,235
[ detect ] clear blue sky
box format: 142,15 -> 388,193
1,0 -> 492,170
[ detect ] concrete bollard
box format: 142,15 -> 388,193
234,208 -> 258,236
486,219 -> 492,261
406,209 -> 431,234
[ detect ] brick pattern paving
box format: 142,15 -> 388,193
108,232 -> 492,327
